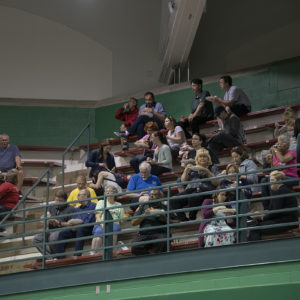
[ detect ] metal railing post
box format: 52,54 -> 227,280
167,186 -> 170,253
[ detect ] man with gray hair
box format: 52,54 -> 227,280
55,189 -> 96,258
126,162 -> 161,210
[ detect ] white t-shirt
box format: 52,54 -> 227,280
167,126 -> 185,150
103,172 -> 122,194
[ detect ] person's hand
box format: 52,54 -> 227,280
146,157 -> 153,163
89,183 -> 97,189
274,122 -> 280,129
145,208 -> 151,215
99,163 -> 107,168
240,175 -> 246,179
188,114 -> 194,122
123,103 -> 129,109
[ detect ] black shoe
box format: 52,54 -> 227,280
189,210 -> 198,220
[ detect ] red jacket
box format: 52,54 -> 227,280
115,107 -> 139,127
0,182 -> 19,210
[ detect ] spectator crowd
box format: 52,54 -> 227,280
1,75 -> 299,260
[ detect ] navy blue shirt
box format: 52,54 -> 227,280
74,201 -> 96,224
0,144 -> 20,171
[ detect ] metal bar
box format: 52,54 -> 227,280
167,185 -> 170,253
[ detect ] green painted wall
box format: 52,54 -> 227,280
95,56 -> 300,141
0,57 -> 299,146
0,106 -> 96,147
2,261 -> 300,299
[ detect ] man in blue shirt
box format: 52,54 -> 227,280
114,92 -> 166,139
0,134 -> 23,190
126,162 -> 161,210
55,189 -> 96,258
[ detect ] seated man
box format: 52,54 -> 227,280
55,189 -> 96,258
249,170 -> 298,241
0,134 -> 23,190
178,78 -> 213,138
126,162 -> 161,210
208,75 -> 251,117
131,189 -> 168,255
32,190 -> 75,258
0,171 -> 19,235
207,106 -> 246,164
114,92 -> 166,139
67,175 -> 97,206
115,97 -> 139,150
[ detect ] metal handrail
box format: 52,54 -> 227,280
61,123 -> 90,190
0,164 -> 299,272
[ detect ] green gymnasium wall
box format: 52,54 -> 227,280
2,261 -> 300,299
0,57 -> 299,146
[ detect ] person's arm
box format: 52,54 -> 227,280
158,146 -> 172,166
189,101 -> 205,121
134,135 -> 150,148
152,103 -> 166,121
271,148 -> 294,164
131,206 -> 145,226
15,156 -> 22,170
202,199 -> 215,219
166,128 -> 185,144
85,151 -> 98,168
181,165 -> 191,182
115,107 -> 126,121
239,160 -> 258,184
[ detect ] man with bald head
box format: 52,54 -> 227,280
0,134 -> 23,190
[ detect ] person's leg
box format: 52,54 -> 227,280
32,232 -> 51,255
149,233 -> 168,253
0,206 -> 11,232
177,119 -> 192,139
249,220 -> 288,241
191,116 -> 207,134
130,156 -> 146,173
48,230 -> 61,254
74,226 -> 93,256
170,191 -> 189,221
127,115 -> 151,137
150,165 -> 171,176
131,235 -> 152,255
55,229 -> 74,258
230,104 -> 250,117
113,224 -> 121,247
16,169 -> 24,190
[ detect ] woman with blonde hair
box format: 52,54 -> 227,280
171,148 -> 219,221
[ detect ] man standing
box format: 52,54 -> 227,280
114,92 -> 166,139
55,189 -> 96,258
0,134 -> 23,190
131,189 -> 168,255
67,175 -> 97,206
178,79 -> 214,138
209,75 -> 251,117
32,190 -> 75,258
207,106 -> 246,164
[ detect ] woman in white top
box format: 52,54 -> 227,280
147,131 -> 172,176
165,116 -> 186,154
90,186 -> 124,255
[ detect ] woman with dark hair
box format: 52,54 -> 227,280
85,140 -> 115,178
198,189 -> 235,248
130,121 -> 159,173
146,131 -> 172,176
164,116 -> 186,155
231,146 -> 259,192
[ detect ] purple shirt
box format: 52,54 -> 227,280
0,144 -> 20,171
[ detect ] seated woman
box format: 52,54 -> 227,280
85,140 -> 115,178
219,163 -> 252,209
274,107 -> 297,150
261,134 -> 299,209
171,148 -> 219,221
90,186 -> 124,255
198,190 -> 236,248
180,133 -> 208,166
146,131 -> 172,176
164,116 -> 186,156
90,169 -> 123,196
130,121 -> 159,173
231,146 -> 260,193
249,170 -> 298,241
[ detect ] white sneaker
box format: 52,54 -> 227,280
89,251 -> 97,256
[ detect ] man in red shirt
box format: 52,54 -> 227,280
115,97 -> 139,150
0,172 -> 19,234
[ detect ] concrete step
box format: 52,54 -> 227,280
22,160 -> 63,178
